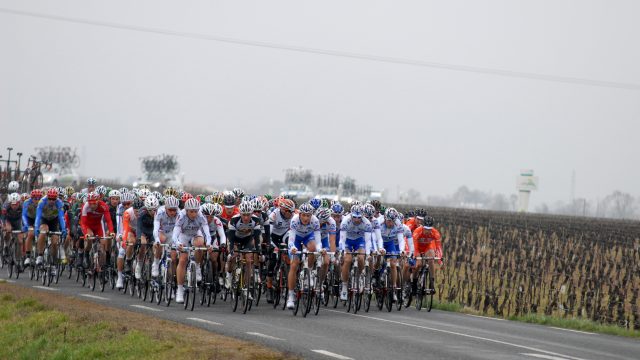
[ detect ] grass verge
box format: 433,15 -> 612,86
0,283 -> 297,360
429,298 -> 640,339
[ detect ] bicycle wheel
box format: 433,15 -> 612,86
323,268 -> 332,307
164,261 -> 173,306
313,271 -> 322,316
415,271 -> 425,311
354,271 -> 362,314
363,266 -> 372,313
142,257 -> 150,302
346,269 -> 354,313
279,265 -> 289,311
302,268 -> 312,317
426,268 -> 434,312
189,263 -> 197,311
402,282 -> 413,309
231,267 -> 240,312
384,271 -> 393,312
30,258 -> 36,281
395,269 -> 403,311
253,267 -> 262,307
7,241 -> 14,278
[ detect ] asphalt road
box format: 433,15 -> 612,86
1,270 -> 637,360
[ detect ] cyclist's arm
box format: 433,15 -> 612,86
201,218 -> 212,246
339,230 -> 347,251
171,221 -> 182,247
21,200 -> 30,232
215,218 -> 226,246
57,200 -> 66,234
102,203 -> 114,234
375,228 -> 383,251
397,232 -> 406,255
314,230 -> 322,251
34,200 -> 44,233
364,232 -> 372,254
152,212 -> 161,244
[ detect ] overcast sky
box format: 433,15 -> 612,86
1,1 -> 638,206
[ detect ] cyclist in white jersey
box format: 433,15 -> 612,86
151,196 -> 179,277
172,198 -> 211,303
338,205 -> 373,300
315,207 -> 334,291
379,208 -> 405,301
286,203 -> 322,309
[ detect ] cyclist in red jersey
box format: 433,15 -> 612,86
412,216 -> 441,288
80,192 -> 115,268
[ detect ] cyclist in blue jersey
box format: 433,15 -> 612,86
338,205 -> 372,300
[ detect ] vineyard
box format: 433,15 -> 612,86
392,205 -> 640,329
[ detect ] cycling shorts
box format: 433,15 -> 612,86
415,241 -> 436,254
41,218 -> 60,232
176,230 -> 204,246
5,218 -> 21,231
231,236 -> 255,251
85,222 -> 105,238
289,232 -> 315,258
320,236 -> 330,250
344,237 -> 365,252
382,241 -> 399,257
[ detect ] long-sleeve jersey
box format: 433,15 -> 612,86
122,207 -> 138,242
152,206 -> 178,244
108,204 -> 118,230
2,202 -> 22,223
35,198 -> 66,233
80,201 -> 114,235
227,214 -> 262,242
367,217 -> 383,252
379,219 -> 407,254
269,208 -> 292,236
413,226 -> 441,252
206,216 -> 227,246
21,198 -> 39,231
319,217 -> 337,241
402,224 -> 415,254
339,215 -> 372,251
116,203 -> 125,236
288,214 -> 322,251
172,209 -> 212,246
136,208 -> 155,240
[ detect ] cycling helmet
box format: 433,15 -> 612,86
184,198 -> 200,210
109,190 -> 121,199
222,191 -> 236,207
47,188 -> 59,199
379,205 -> 387,214
239,201 -> 253,215
212,192 -> 224,204
152,191 -> 162,200
258,197 -> 269,211
121,192 -> 135,203
77,192 -> 87,202
351,200 -> 361,206
163,187 -> 178,197
181,192 -> 193,203
321,198 -> 330,208
331,203 -> 344,215
315,207 -> 331,221
8,192 -> 21,204
309,198 -> 322,209
21,193 -> 30,201
164,195 -> 179,209
423,216 -> 434,229
370,200 -> 381,212
250,198 -> 263,212
138,188 -> 151,199
204,195 -> 213,204
279,199 -> 295,212
144,196 -> 159,210
8,181 -> 19,192
87,177 -> 97,186
196,194 -> 206,203
363,203 -> 376,218
415,208 -> 427,219
398,212 -> 405,222
232,188 -> 245,200
350,205 -> 363,218
384,207 -> 399,221
200,203 -> 216,216
212,203 -> 223,217
64,186 -> 75,197
87,192 -> 100,203
405,210 -> 415,218
263,194 -> 273,201
119,187 -> 129,194
299,203 -> 314,214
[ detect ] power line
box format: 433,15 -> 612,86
2,7 -> 640,91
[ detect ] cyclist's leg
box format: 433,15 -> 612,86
116,235 -> 126,288
125,232 -> 136,271
36,223 -> 49,262
193,235 -> 205,280
175,234 -> 190,302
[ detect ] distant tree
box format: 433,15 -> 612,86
603,191 -> 635,219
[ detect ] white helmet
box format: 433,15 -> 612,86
8,192 -> 21,204
239,201 -> 253,215
138,189 -> 151,199
121,192 -> 135,203
8,181 -> 19,192
109,190 -> 121,199
164,195 -> 179,209
184,198 -> 200,210
144,196 -> 159,210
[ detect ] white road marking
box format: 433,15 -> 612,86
325,310 -> 586,360
79,294 -> 109,301
311,350 -> 354,360
32,286 -> 59,291
549,327 -> 595,335
246,332 -> 284,341
187,317 -> 223,326
466,314 -> 505,321
3,279 -> 16,283
522,353 -> 571,360
130,304 -> 163,312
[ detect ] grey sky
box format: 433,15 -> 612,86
1,1 -> 638,206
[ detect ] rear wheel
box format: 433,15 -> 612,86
426,267 -> 434,312
231,266 -> 240,312
363,266 -> 372,313
385,271 -> 393,312
189,263 -> 197,311
415,270 -> 425,311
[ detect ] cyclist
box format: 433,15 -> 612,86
134,196 -> 159,280
315,207 -> 334,291
265,198 -> 295,303
85,177 -> 97,194
21,189 -> 42,266
80,192 -> 115,269
2,193 -> 23,259
34,188 -> 67,268
122,195 -> 141,274
219,191 -> 239,228
225,201 -> 261,294
286,202 -> 322,309
115,192 -> 135,288
412,215 -> 441,290
330,202 -> 344,250
232,188 -> 245,206
172,198 -> 211,304
379,208 -> 405,301
201,202 -> 227,288
151,195 -> 180,278
338,205 -> 372,301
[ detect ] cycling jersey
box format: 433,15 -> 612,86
35,198 -> 66,235
413,226 -> 441,254
80,200 -> 114,238
227,214 -> 261,250
379,219 -> 405,255
152,206 -> 178,244
2,201 -> 22,229
269,208 -> 292,237
108,204 -> 118,230
288,214 -> 322,255
136,208 -> 155,240
318,217 -> 337,250
205,216 -> 227,247
405,217 -> 419,232
402,224 -> 415,254
219,206 -> 239,227
21,198 -> 39,231
339,215 -> 372,252
122,207 -> 138,243
367,217 -> 383,253
172,209 -> 212,246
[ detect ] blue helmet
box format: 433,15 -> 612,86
309,198 -> 322,209
331,203 -> 344,215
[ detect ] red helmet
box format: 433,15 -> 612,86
181,192 -> 193,203
31,189 -> 43,199
87,192 -> 100,203
47,188 -> 59,199
279,199 -> 295,212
